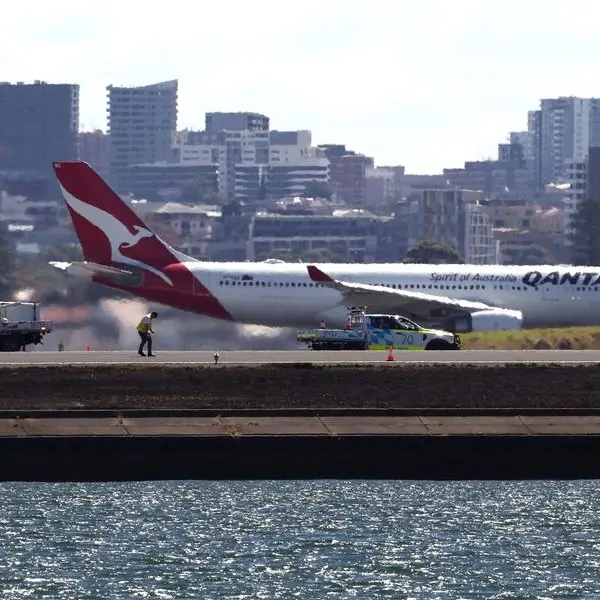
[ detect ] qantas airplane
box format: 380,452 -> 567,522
48,161 -> 600,333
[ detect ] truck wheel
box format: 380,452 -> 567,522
425,339 -> 454,351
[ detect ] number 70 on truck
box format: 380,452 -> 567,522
296,308 -> 462,351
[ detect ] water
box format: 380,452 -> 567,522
0,481 -> 599,598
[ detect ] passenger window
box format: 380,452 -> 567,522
371,317 -> 392,329
398,318 -> 417,330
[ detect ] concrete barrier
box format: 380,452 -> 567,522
0,409 -> 599,481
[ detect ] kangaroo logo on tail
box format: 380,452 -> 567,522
61,187 -> 174,286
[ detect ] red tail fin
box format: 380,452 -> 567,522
53,161 -> 182,283
53,161 -> 233,320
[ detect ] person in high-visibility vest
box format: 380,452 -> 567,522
137,311 -> 158,357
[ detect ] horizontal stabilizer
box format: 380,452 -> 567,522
49,260 -> 138,282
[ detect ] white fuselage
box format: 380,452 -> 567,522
176,261 -> 600,330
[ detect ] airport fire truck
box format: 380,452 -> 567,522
297,307 -> 461,351
0,301 -> 54,351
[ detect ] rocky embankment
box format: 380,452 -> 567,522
0,363 -> 597,410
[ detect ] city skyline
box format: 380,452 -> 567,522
5,0 -> 600,173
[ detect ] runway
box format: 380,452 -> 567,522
2,349 -> 600,366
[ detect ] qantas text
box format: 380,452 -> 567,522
522,271 -> 600,288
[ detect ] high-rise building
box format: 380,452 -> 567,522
106,79 -> 178,192
527,110 -> 543,191
537,97 -> 600,185
0,80 -> 79,175
319,145 -> 374,205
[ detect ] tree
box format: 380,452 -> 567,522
402,241 -> 463,264
0,229 -> 16,298
567,197 -> 600,265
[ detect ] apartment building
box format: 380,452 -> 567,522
173,127 -> 329,202
246,209 -> 381,262
107,79 -> 178,192
481,197 -> 568,261
443,159 -> 532,194
532,97 -> 600,185
403,189 -> 497,264
123,162 -> 219,201
0,81 -> 79,175
319,145 -> 374,205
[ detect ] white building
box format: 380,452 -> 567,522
537,97 -> 600,184
107,80 -> 178,191
172,128 -> 329,201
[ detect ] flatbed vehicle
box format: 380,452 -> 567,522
0,301 -> 54,351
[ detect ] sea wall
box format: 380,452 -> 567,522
0,363 -> 598,409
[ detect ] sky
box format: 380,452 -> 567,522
4,0 -> 600,174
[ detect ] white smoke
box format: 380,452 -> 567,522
44,297 -> 303,351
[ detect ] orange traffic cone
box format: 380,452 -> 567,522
387,346 -> 394,361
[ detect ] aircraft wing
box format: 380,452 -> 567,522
307,265 -> 496,315
49,261 -> 138,283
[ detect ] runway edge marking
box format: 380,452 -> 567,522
1,360 -> 600,367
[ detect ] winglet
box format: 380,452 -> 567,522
307,265 -> 335,283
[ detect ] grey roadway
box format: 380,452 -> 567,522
2,349 -> 600,366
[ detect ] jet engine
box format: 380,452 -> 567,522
444,309 -> 524,333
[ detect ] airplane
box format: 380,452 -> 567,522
48,161 -> 600,333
